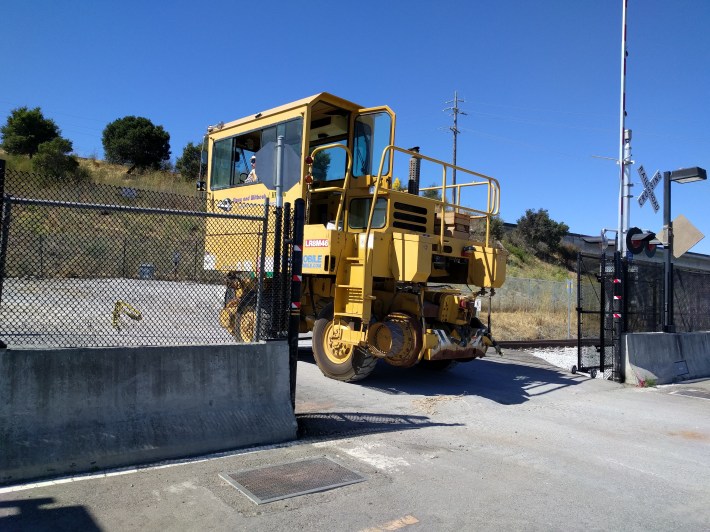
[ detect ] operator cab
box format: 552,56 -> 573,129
307,99 -> 393,185
205,93 -> 395,230
304,96 -> 394,229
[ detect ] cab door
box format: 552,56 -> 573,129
351,106 -> 396,181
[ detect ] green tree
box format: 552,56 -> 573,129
470,215 -> 505,243
175,141 -> 204,181
489,215 -> 505,241
514,208 -> 569,255
31,137 -> 80,179
102,116 -> 170,173
421,183 -> 442,200
312,151 -> 331,181
1,107 -> 60,158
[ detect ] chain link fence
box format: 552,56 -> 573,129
627,259 -> 710,333
0,165 -> 292,348
488,276 -> 575,313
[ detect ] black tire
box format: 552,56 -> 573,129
312,303 -> 377,382
233,299 -> 267,342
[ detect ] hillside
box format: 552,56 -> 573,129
0,151 -> 197,197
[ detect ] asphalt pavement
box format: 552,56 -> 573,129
1,349 -> 709,531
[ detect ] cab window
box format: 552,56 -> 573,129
210,117 -> 303,191
348,197 -> 387,230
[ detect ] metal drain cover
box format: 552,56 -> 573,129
671,389 -> 710,400
220,456 -> 365,504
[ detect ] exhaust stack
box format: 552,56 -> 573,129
407,146 -> 421,195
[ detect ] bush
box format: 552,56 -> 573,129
32,137 -> 86,181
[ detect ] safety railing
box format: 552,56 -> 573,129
365,145 -> 501,256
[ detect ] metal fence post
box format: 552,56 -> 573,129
613,251 -> 623,382
599,248 -> 607,376
288,199 -> 305,410
576,253 -> 582,372
0,198 -> 12,321
271,204 -> 283,337
280,203 -> 291,337
567,279 -> 573,340
255,200 -> 270,341
0,160 -> 8,330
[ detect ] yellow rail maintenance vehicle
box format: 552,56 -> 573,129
202,93 -> 507,382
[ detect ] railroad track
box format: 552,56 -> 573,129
298,336 -> 600,353
497,338 -> 600,349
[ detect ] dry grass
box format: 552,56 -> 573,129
487,309 -> 578,341
77,158 -> 196,196
1,151 -> 196,196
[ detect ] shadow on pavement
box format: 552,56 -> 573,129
299,347 -> 589,406
297,411 -> 461,440
0,497 -> 101,532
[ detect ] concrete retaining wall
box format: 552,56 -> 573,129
624,332 -> 710,385
0,342 -> 296,485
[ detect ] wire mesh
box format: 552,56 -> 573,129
627,258 -> 710,333
490,276 -> 575,313
0,167 -> 291,348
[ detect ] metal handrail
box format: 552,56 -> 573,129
308,143 -> 353,231
364,145 -> 501,260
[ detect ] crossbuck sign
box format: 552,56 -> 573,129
637,165 -> 661,213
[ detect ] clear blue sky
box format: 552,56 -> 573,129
2,0 -> 709,253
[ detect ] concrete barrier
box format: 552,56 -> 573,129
0,342 -> 296,485
624,332 -> 710,385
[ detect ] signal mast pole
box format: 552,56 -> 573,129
618,0 -> 632,255
444,91 -> 467,204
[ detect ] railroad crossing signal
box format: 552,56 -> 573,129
637,165 -> 661,213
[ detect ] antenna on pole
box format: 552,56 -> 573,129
444,90 -> 467,204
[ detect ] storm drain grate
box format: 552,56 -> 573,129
220,456 -> 365,504
671,389 -> 710,401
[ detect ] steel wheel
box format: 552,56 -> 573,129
234,304 -> 258,342
312,303 -> 377,382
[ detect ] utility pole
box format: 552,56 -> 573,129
444,91 -> 467,204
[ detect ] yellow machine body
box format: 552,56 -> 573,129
202,92 -> 507,381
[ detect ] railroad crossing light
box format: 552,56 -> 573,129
626,227 -> 657,257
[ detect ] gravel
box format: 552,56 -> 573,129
0,277 -> 235,348
524,346 -> 607,378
